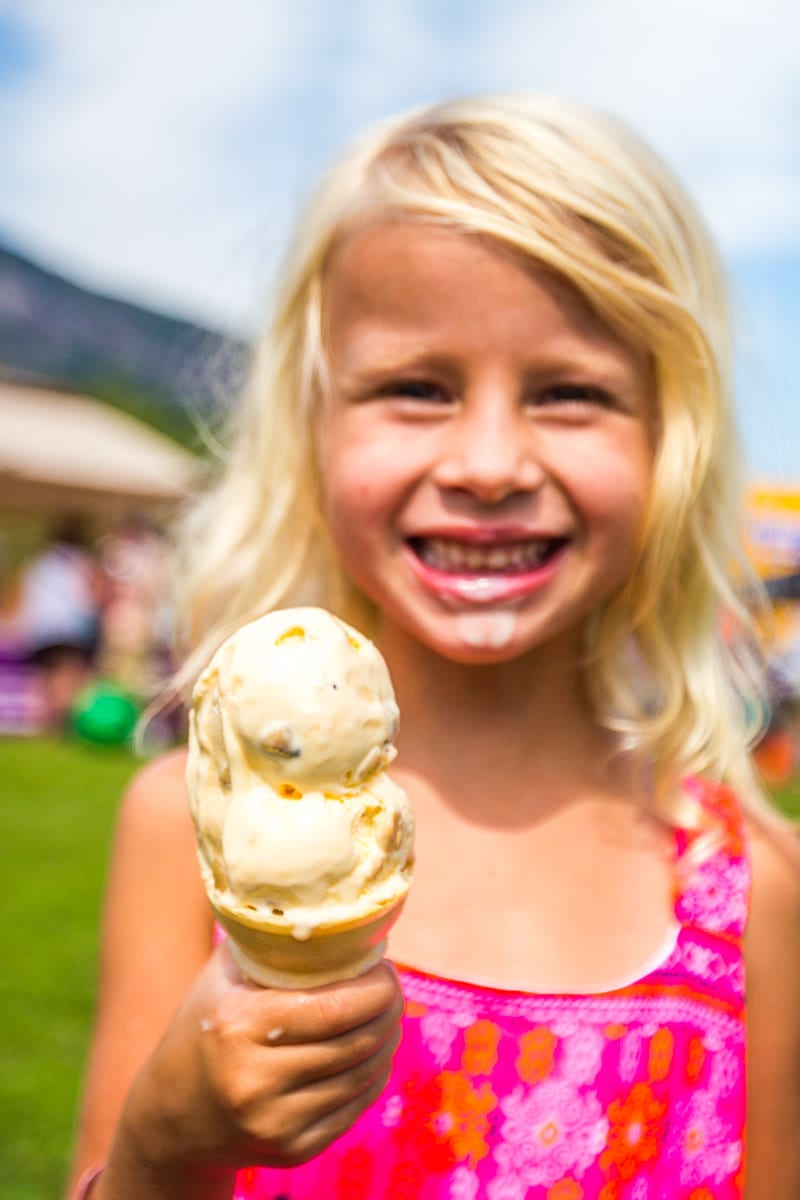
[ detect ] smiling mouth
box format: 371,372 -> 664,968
409,536 -> 568,574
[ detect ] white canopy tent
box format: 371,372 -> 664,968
0,380 -> 200,520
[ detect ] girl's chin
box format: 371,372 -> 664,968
449,610 -> 520,653
380,595 -> 585,667
400,608 -> 530,664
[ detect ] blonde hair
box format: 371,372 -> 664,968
173,93 -> 771,820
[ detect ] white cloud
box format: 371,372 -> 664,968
701,173 -> 800,256
0,0 -> 319,327
472,0 -> 800,255
0,0 -> 798,330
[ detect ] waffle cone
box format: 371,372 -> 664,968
214,895 -> 406,988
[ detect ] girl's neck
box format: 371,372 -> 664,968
377,618 -> 631,819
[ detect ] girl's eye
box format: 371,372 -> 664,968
536,384 -> 612,409
378,379 -> 449,403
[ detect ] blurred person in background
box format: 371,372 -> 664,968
16,517 -> 104,730
97,517 -> 173,701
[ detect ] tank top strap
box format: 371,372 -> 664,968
673,776 -> 750,942
682,775 -> 747,848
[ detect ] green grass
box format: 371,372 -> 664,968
0,736 -> 798,1200
0,737 -> 140,1200
772,775 -> 800,818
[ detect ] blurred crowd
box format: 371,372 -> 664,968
2,514 -> 800,776
754,656 -> 800,787
0,516 -> 180,747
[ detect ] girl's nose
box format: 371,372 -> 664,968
432,396 -> 544,504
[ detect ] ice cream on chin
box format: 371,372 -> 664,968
186,607 -> 414,987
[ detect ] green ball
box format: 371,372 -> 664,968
71,682 -> 140,746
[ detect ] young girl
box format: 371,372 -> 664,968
66,94 -> 800,1200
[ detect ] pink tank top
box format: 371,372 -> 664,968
232,778 -> 747,1199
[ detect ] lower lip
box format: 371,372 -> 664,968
404,543 -> 567,606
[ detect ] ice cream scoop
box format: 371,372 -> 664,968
186,607 -> 414,987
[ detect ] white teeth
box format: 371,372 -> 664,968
421,538 -> 555,573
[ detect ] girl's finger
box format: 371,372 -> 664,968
246,961 -> 402,1047
257,1043 -> 399,1167
260,994 -> 403,1088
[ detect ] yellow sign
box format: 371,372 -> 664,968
747,485 -> 800,578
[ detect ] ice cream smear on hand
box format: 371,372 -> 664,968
186,607 -> 414,987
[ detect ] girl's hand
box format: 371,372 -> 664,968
104,942 -> 403,1191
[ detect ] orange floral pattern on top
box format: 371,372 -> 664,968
648,1027 -> 674,1081
438,1071 -> 497,1166
547,1179 -> 584,1199
601,1082 -> 667,1179
462,1020 -> 501,1077
687,1036 -> 706,1083
231,777 -> 747,1199
518,1025 -> 558,1083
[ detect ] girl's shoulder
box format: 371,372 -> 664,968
126,743 -> 190,793
110,745 -> 202,911
692,772 -> 800,912
741,806 -> 800,1191
746,810 -> 800,940
118,745 -> 191,827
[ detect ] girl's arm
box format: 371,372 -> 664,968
66,751 -> 403,1200
65,750 -> 215,1195
744,820 -> 800,1200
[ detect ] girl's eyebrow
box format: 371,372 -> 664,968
330,325 -> 648,387
331,339 -> 440,377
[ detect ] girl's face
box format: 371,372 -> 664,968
318,221 -> 655,666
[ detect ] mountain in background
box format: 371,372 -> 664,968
0,239 -> 248,446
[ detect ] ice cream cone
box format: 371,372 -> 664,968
186,607 -> 414,989
215,894 -> 407,988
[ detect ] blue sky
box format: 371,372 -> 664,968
0,0 -> 798,483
